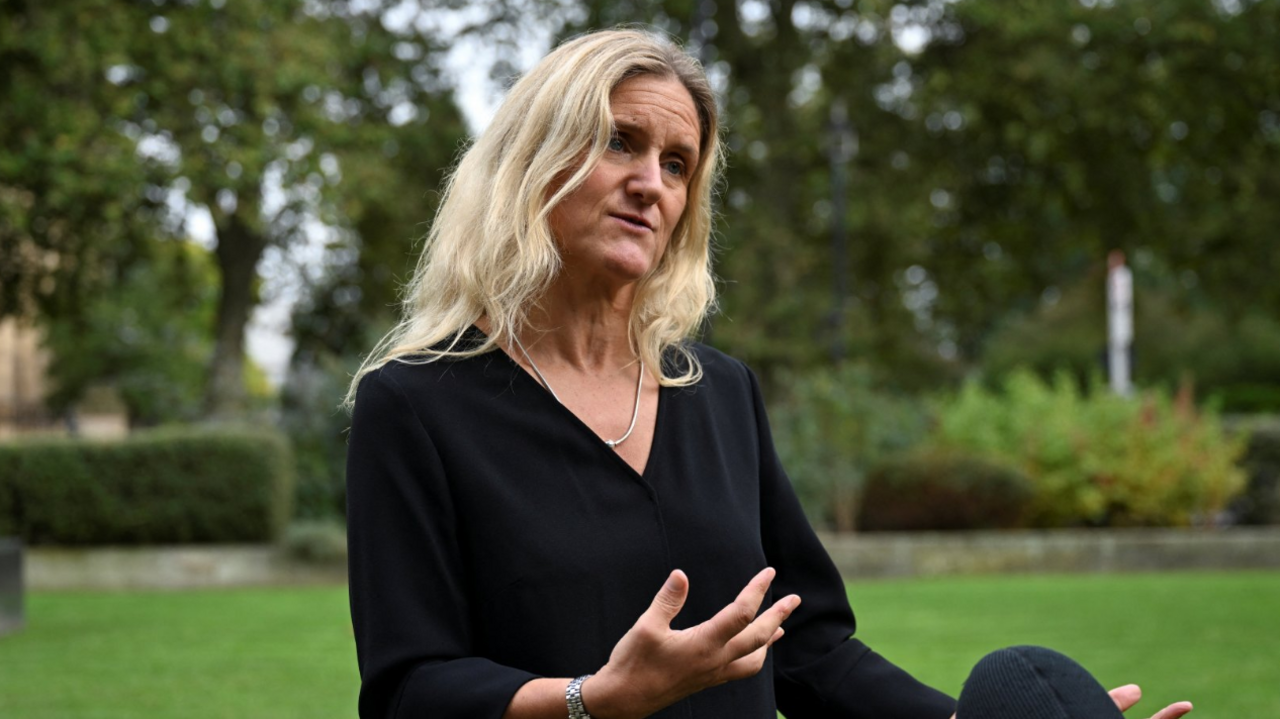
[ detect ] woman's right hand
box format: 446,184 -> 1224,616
581,567 -> 800,719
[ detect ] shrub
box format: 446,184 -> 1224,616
280,354 -> 353,520
859,450 -> 1034,531
1228,420 -> 1280,525
771,363 -> 929,531
0,426 -> 294,544
282,519 -> 348,565
932,369 -> 1246,527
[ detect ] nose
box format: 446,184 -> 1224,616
625,154 -> 663,205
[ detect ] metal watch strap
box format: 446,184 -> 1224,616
566,674 -> 594,719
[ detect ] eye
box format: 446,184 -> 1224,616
664,159 -> 687,177
607,134 -> 625,152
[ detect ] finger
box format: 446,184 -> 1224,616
644,569 -> 689,625
724,594 -> 800,658
1109,684 -> 1142,713
1150,702 -> 1193,719
703,567 -> 776,642
720,628 -> 779,681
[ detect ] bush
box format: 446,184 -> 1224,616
859,450 -> 1034,531
0,426 -> 294,544
282,519 -> 348,565
771,363 -> 929,531
280,354 -> 353,520
932,369 -> 1246,527
1228,420 -> 1280,525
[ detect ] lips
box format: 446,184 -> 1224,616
611,212 -> 652,230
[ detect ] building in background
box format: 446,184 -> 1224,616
0,317 -> 50,439
0,318 -> 126,441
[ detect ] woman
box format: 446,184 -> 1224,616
344,29 -> 1188,719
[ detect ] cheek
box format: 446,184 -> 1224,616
664,195 -> 689,240
547,192 -> 590,246
546,204 -> 568,245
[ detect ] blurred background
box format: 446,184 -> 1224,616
1,0 -> 1278,717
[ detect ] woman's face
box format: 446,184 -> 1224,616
548,74 -> 701,288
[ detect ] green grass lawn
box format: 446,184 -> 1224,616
850,571 -> 1280,719
0,571 -> 1275,718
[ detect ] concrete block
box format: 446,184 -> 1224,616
821,527 -> 1280,579
0,538 -> 22,636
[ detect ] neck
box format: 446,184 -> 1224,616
519,271 -> 640,373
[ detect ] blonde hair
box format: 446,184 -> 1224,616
344,28 -> 722,409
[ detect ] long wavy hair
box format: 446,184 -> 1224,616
344,28 -> 722,410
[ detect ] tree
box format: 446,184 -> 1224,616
0,1 -> 163,323
3,0 -> 466,417
42,239 -> 219,427
898,0 -> 1280,357
557,0 -> 960,384
553,0 -> 1280,389
112,0 -> 465,415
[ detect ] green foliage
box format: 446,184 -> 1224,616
280,353 -> 362,520
0,426 -> 293,544
932,370 -> 1246,527
982,267 -> 1280,412
907,0 -> 1280,358
771,364 -> 928,530
0,0 -> 163,320
282,519 -> 348,565
859,450 -> 1034,531
2,0 -> 466,415
559,0 -> 1280,389
40,240 -> 218,426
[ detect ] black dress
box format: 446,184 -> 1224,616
346,329 -> 956,719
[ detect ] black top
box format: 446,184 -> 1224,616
346,330 -> 956,719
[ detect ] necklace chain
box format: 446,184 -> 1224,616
512,334 -> 644,449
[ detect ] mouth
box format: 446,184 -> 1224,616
610,213 -> 652,231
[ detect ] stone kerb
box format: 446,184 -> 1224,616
26,545 -> 345,591
19,527 -> 1280,590
820,527 -> 1280,578
0,538 -> 22,635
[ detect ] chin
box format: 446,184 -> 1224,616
602,263 -> 652,285
600,248 -> 659,283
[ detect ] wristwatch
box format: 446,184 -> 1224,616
566,674 -> 594,719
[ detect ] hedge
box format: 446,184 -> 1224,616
0,426 -> 294,545
1230,423 -> 1280,525
859,451 -> 1035,531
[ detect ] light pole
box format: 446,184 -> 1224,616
1107,249 -> 1134,396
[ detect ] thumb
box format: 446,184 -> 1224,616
647,569 -> 689,623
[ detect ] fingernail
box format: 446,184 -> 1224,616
665,571 -> 681,589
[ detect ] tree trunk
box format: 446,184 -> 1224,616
832,482 -> 859,534
205,212 -> 268,418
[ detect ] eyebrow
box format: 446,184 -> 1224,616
615,119 -> 700,164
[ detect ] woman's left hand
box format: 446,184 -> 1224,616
1108,684 -> 1193,719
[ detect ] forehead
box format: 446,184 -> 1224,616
609,75 -> 701,158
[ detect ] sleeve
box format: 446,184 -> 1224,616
745,367 -> 957,719
346,368 -> 539,719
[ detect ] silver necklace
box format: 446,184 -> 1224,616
512,334 -> 644,449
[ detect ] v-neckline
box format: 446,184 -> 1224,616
474,325 -> 665,482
